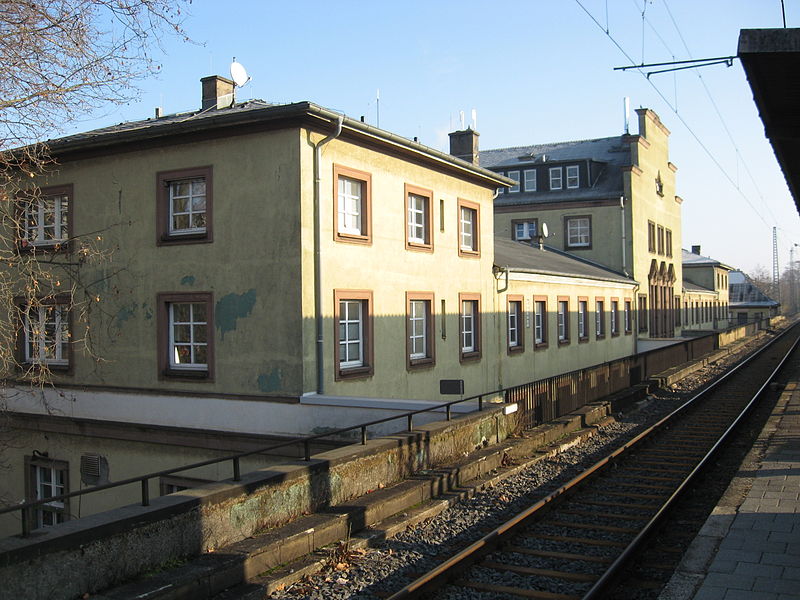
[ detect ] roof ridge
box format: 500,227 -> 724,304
481,135 -> 624,154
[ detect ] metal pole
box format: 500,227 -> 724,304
141,479 -> 150,506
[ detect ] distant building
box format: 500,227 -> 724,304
728,270 -> 780,324
681,246 -> 732,332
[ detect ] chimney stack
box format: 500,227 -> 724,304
201,75 -> 235,111
692,245 -> 701,255
449,128 -> 480,166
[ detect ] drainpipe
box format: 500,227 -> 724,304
620,195 -> 629,277
313,115 -> 344,395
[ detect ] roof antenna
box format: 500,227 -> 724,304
471,108 -> 477,130
623,97 -> 630,134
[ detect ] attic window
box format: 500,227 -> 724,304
655,172 -> 664,197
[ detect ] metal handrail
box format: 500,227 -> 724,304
1,385 -> 496,537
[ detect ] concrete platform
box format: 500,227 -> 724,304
660,372 -> 800,600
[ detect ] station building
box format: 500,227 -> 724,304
1,77 -> 641,535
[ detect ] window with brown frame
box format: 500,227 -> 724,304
578,297 -> 589,341
156,166 -> 213,245
533,296 -> 548,348
624,299 -> 632,333
18,184 -> 73,252
638,294 -> 648,332
610,298 -> 619,336
657,225 -> 665,255
334,164 -> 372,244
457,199 -> 480,257
511,219 -> 538,242
507,295 -> 524,353
334,290 -> 374,380
557,297 -> 570,344
405,184 -> 433,251
16,295 -> 72,371
565,216 -> 591,248
666,228 -> 673,257
459,292 -> 481,361
595,298 -> 605,338
157,292 -> 214,380
406,292 -> 435,368
648,221 -> 656,253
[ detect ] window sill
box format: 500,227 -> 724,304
565,245 -> 591,250
406,241 -> 433,253
163,368 -> 211,380
17,242 -> 71,254
625,331 -> 633,335
337,365 -> 373,380
24,361 -> 72,373
578,337 -> 589,344
596,335 -> 606,340
458,248 -> 480,258
534,342 -> 548,350
611,332 -> 620,337
335,232 -> 371,245
408,357 -> 435,369
158,232 -> 212,246
558,339 -> 570,346
459,350 -> 481,363
507,345 -> 524,354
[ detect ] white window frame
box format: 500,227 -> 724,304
169,177 -> 207,236
409,299 -> 428,360
338,176 -> 363,236
460,300 -> 477,353
514,221 -> 537,241
523,169 -> 537,192
611,301 -> 619,335
578,300 -> 587,338
624,300 -> 632,332
508,170 -> 520,193
30,460 -> 68,528
339,300 -> 364,368
596,301 -> 605,337
549,167 -> 562,190
169,302 -> 208,370
460,206 -> 477,252
407,193 -> 428,244
566,165 -> 579,189
557,300 -> 568,341
534,300 -> 546,344
24,304 -> 69,366
508,300 -> 521,348
25,193 -> 69,246
566,217 -> 591,248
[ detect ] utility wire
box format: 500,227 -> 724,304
573,0 -> 773,230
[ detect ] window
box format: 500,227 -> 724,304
459,293 -> 481,360
638,294 -> 648,332
512,219 -> 537,241
508,170 -> 520,193
405,184 -> 433,251
666,229 -> 673,258
657,225 -> 665,255
610,299 -> 619,336
23,302 -> 70,367
523,169 -> 537,192
557,298 -> 569,343
549,167 -> 562,190
566,165 -> 579,189
157,166 -> 213,244
565,216 -> 591,248
534,298 -> 547,347
25,456 -> 69,529
624,300 -> 632,333
578,299 -> 588,340
157,293 -> 214,379
507,296 -> 524,352
334,165 -> 372,243
458,199 -> 480,256
407,292 -> 435,367
596,299 -> 605,338
334,290 -> 373,379
648,221 -> 656,253
20,185 -> 72,249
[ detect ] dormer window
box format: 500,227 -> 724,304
566,165 -> 579,189
549,167 -> 562,190
508,170 -> 520,193
523,169 -> 537,191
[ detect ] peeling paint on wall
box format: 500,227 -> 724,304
257,370 -> 282,393
114,305 -> 137,327
215,289 -> 257,339
180,275 -> 195,286
142,302 -> 153,320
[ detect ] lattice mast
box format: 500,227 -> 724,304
773,226 -> 781,304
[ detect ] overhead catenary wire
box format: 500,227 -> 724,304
574,0 -> 774,231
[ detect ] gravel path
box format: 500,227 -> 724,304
268,331 -> 779,600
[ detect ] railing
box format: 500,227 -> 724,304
0,387 -> 500,538
2,323 -> 763,538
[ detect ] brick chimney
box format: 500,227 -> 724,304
449,128 -> 480,165
201,75 -> 235,110
692,245 -> 701,255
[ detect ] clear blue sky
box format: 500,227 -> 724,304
70,0 -> 800,276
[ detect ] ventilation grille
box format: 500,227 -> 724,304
80,453 -> 106,485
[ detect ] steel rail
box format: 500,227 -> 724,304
387,323 -> 800,600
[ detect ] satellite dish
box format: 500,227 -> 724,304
230,60 -> 251,87
541,223 -> 549,238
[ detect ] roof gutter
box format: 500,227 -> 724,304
313,115 -> 343,395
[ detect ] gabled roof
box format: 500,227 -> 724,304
42,100 -> 512,189
683,280 -> 715,294
728,270 -> 780,307
480,136 -> 630,207
682,248 -> 733,269
494,237 -> 634,285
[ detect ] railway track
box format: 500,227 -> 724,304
387,325 -> 800,600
